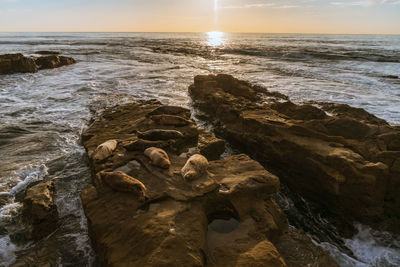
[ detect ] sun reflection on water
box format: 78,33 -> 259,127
207,31 -> 225,47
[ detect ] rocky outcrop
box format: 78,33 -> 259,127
0,53 -> 38,74
189,74 -> 400,232
198,131 -> 225,160
81,100 -> 338,266
22,181 -> 59,240
0,53 -> 76,75
34,55 -> 76,70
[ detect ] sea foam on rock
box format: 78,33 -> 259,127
80,100 -> 337,266
189,74 -> 400,234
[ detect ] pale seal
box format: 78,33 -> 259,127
93,140 -> 118,161
144,147 -> 171,169
181,154 -> 209,181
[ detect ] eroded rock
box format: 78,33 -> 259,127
198,131 -> 225,160
189,74 -> 400,232
22,181 -> 58,240
81,101 -> 337,266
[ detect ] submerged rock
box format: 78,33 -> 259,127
81,101 -> 337,266
34,51 -> 60,55
0,53 -> 38,74
189,74 -> 400,233
22,181 -> 58,240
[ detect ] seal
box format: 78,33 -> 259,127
150,114 -> 191,126
137,129 -> 184,141
147,105 -> 191,119
144,147 -> 171,169
125,139 -> 174,151
100,171 -> 147,202
93,140 -> 118,161
181,154 -> 209,181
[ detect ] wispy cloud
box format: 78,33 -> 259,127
222,3 -> 274,9
221,2 -> 299,9
331,0 -> 400,6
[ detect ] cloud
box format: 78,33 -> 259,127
221,3 -> 274,9
221,2 -> 300,9
331,0 -> 400,6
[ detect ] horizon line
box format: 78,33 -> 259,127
0,30 -> 400,35
0,31 -> 400,36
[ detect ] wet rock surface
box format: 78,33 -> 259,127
34,55 -> 76,70
0,53 -> 38,75
22,181 -> 59,241
81,100 -> 337,266
189,74 -> 400,233
0,53 -> 76,75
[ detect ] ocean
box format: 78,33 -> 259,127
0,32 -> 399,266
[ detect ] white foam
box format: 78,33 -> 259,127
9,164 -> 49,196
0,236 -> 17,265
315,223 -> 400,267
345,224 -> 400,266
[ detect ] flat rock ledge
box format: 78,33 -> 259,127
0,53 -> 76,75
80,100 -> 337,266
189,74 -> 400,234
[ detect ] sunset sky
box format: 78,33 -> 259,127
0,0 -> 399,34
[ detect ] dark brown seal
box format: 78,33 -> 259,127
100,171 -> 147,201
137,129 -> 184,141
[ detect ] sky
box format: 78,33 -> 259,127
0,0 -> 399,34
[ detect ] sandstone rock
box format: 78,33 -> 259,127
0,53 -> 38,75
22,181 -> 58,240
189,74 -> 400,231
198,131 -> 225,160
81,101 -> 337,266
275,228 -> 339,267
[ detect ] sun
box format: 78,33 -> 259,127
207,31 -> 224,47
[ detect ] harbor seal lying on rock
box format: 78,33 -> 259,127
93,140 -> 118,161
100,171 -> 147,201
147,105 -> 191,119
181,154 -> 209,181
125,139 -> 174,151
144,147 -> 171,169
150,114 -> 191,126
137,129 -> 184,141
